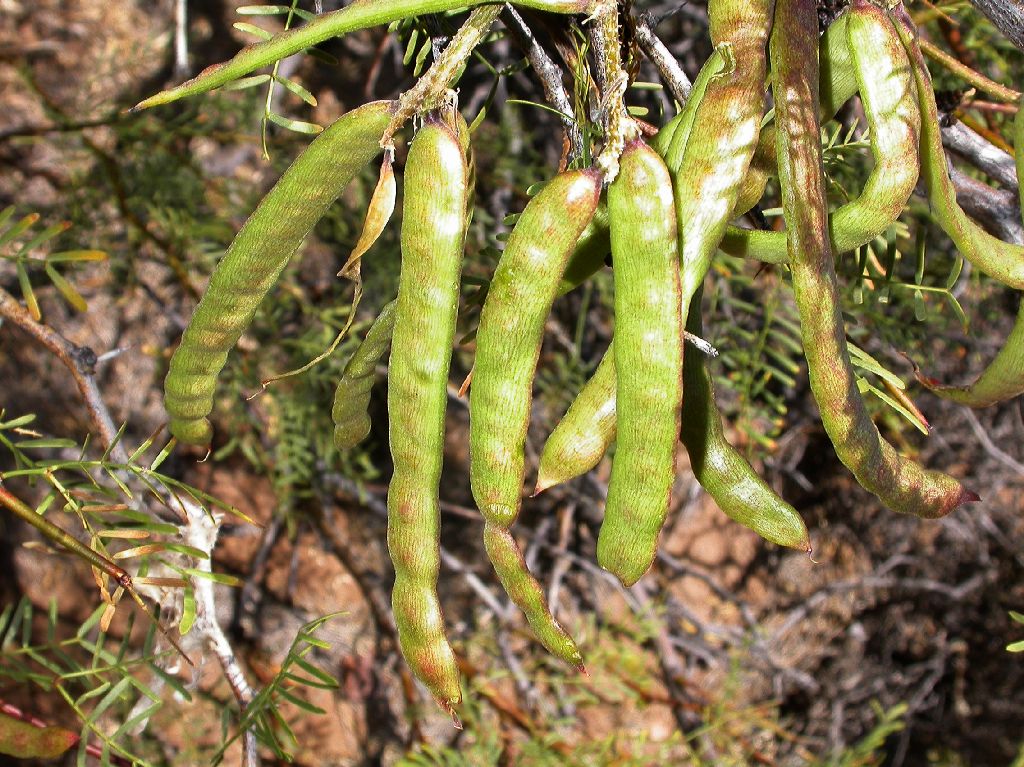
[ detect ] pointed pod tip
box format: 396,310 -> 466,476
440,700 -> 463,730
959,489 -> 982,506
575,662 -> 590,678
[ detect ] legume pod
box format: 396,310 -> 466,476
387,113 -> 470,718
772,0 -> 976,518
722,1 -> 922,263
892,6 -> 1024,290
332,300 -> 396,450
470,168 -> 601,663
134,0 -> 600,111
534,349 -> 616,494
681,290 -> 810,550
913,96 -> 1024,409
164,100 -> 393,445
598,139 -> 683,586
916,299 -> 1024,408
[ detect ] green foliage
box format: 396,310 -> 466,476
823,703 -> 907,767
1008,611 -> 1024,653
708,259 -> 803,449
0,597 -> 172,765
0,206 -> 106,320
0,415 -> 345,765
211,613 -> 341,765
233,2 -> 327,155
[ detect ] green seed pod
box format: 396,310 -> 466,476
332,300 -> 397,449
387,114 -> 470,716
891,6 -> 1024,290
674,0 -> 773,317
650,43 -> 731,174
681,290 -> 810,551
915,98 -> 1024,407
597,140 -> 682,586
164,100 -> 393,445
536,2 -> 806,557
733,12 -> 858,218
470,168 -> 601,663
534,348 -> 616,494
772,0 -> 976,518
483,523 -> 583,669
470,169 -> 602,526
721,0 -> 922,263
0,712 -> 77,760
916,298 -> 1024,408
532,331 -> 810,550
557,201 -> 611,296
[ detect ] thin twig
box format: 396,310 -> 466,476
173,0 -> 189,78
942,119 -> 1019,189
171,497 -> 259,767
0,287 -> 125,461
959,408 -> 1024,475
948,166 -> 1024,245
966,0 -> 1024,52
634,12 -> 692,105
919,37 -> 1021,102
0,284 -> 260,763
500,5 -> 584,162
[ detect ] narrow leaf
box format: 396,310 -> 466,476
0,213 -> 40,247
16,262 -> 40,321
44,264 -> 87,312
274,76 -> 318,106
265,111 -> 323,134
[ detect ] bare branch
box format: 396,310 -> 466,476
0,287 -> 126,461
172,498 -> 260,767
942,120 -> 1019,189
634,12 -> 692,105
959,408 -> 1024,476
967,0 -> 1024,52
949,165 -> 1024,245
500,6 -> 584,162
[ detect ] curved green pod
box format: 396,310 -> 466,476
534,348 -> 616,494
470,168 -> 600,663
533,334 -> 810,551
732,12 -> 857,217
332,299 -> 397,449
651,44 -> 730,174
470,169 -> 602,526
891,6 -> 1024,290
914,96 -> 1024,407
722,2 -> 921,263
387,115 -> 469,717
598,140 -> 682,586
134,0 -> 599,111
164,100 -> 393,445
916,298 -> 1024,408
673,0 -> 773,318
556,201 -> 610,296
773,0 -> 976,518
483,523 -> 583,669
681,291 -> 810,551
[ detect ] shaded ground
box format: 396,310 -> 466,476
1,2 -> 1022,765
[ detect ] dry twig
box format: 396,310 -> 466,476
0,287 -> 125,460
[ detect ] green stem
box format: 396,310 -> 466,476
133,0 -> 598,110
918,37 -> 1020,104
0,484 -> 131,588
381,4 -> 503,147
